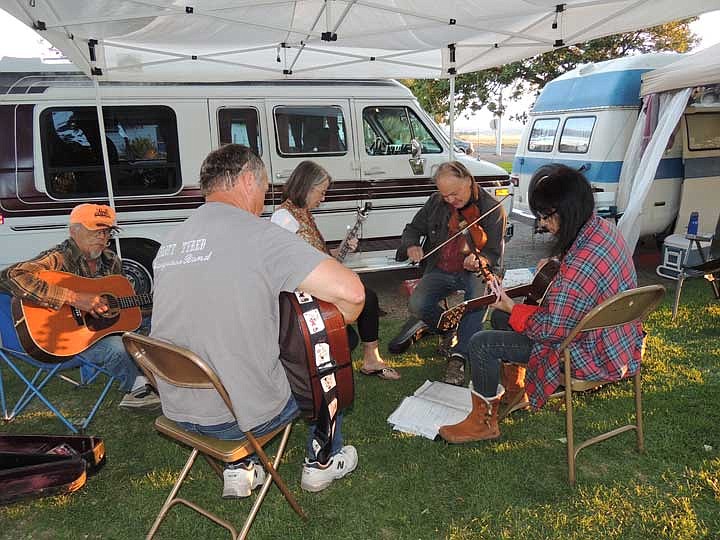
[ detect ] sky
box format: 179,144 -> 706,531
1,8 -> 719,133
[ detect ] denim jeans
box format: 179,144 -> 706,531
408,268 -> 488,358
467,309 -> 533,396
177,395 -> 344,463
80,315 -> 150,392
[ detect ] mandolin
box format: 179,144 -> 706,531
335,203 -> 371,263
12,270 -> 151,362
437,259 -> 560,332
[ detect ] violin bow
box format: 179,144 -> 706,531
418,194 -> 511,262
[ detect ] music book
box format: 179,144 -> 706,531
387,380 -> 472,440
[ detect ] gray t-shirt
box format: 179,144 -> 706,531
150,202 -> 327,431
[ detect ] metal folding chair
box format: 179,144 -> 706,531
122,332 -> 305,540
547,285 -> 666,486
672,214 -> 720,320
0,293 -> 117,433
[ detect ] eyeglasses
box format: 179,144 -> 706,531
85,227 -> 116,239
536,210 -> 557,221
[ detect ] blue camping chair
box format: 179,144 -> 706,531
0,293 -> 117,433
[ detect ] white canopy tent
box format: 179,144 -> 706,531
617,42 -> 720,251
2,0 -> 719,256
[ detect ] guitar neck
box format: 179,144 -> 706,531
461,283 -> 531,313
115,294 -> 153,310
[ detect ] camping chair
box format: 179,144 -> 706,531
122,332 -> 305,540
546,285 -> 665,486
0,293 -> 117,433
672,214 -> 720,321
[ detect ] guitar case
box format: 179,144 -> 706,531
278,292 -> 354,421
0,434 -> 105,505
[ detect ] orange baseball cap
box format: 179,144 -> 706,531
69,204 -> 119,231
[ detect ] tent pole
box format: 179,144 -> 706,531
91,63 -> 122,258
449,73 -> 456,161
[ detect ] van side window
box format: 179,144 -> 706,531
528,118 -> 559,152
40,106 -> 181,199
218,108 -> 262,154
685,112 -> 720,151
559,116 -> 596,154
274,106 -> 347,156
363,106 -> 442,155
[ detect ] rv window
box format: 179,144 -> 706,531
528,118 -> 559,152
40,106 -> 181,199
362,106 -> 442,155
686,112 -> 720,151
273,106 -> 347,156
559,116 -> 596,154
218,108 -> 262,154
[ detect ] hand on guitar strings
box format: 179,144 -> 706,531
69,291 -> 110,318
488,277 -> 515,314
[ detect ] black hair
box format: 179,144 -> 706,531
282,161 -> 331,207
529,163 -> 595,258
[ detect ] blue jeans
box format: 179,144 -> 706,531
467,309 -> 533,397
177,395 -> 344,464
80,315 -> 150,392
409,268 -> 488,358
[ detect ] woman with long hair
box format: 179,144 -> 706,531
438,163 -> 644,443
271,160 -> 400,381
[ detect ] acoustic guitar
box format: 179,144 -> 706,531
12,271 -> 151,362
335,203 -> 371,263
437,259 -> 561,332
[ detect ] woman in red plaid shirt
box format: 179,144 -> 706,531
439,164 -> 643,444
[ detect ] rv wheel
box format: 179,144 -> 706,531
119,242 -> 158,295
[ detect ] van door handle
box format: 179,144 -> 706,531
275,170 -> 293,180
364,167 -> 386,176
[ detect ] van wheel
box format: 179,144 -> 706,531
118,241 -> 158,295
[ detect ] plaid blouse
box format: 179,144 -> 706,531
0,239 -> 122,310
510,214 -> 644,409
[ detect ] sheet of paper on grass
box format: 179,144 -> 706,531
387,380 -> 472,440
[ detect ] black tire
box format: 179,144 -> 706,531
117,240 -> 158,295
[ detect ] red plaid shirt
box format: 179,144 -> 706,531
510,214 -> 644,409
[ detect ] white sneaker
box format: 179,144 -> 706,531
300,445 -> 358,493
118,384 -> 161,410
222,462 -> 266,499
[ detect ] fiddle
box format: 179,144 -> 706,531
456,204 -> 494,282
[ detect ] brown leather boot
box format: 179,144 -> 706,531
498,363 -> 529,421
438,387 -> 504,443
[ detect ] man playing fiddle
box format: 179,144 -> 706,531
395,161 -> 506,385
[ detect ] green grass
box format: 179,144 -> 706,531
1,279 -> 719,539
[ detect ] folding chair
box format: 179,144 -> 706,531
122,332 -> 305,540
0,293 -> 117,433
672,214 -> 720,320
548,285 -> 665,486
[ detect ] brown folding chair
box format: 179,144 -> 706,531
122,332 -> 305,540
545,285 -> 665,486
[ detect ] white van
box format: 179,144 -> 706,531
511,54 -> 682,237
0,57 -> 512,293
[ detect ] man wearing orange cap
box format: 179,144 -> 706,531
0,203 -> 160,409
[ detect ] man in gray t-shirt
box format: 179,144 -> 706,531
151,144 -> 364,497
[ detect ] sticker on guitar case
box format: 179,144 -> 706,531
295,290 -> 313,304
320,373 -> 337,393
303,309 -> 325,334
314,343 -> 332,368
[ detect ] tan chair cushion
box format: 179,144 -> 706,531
155,416 -> 285,463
